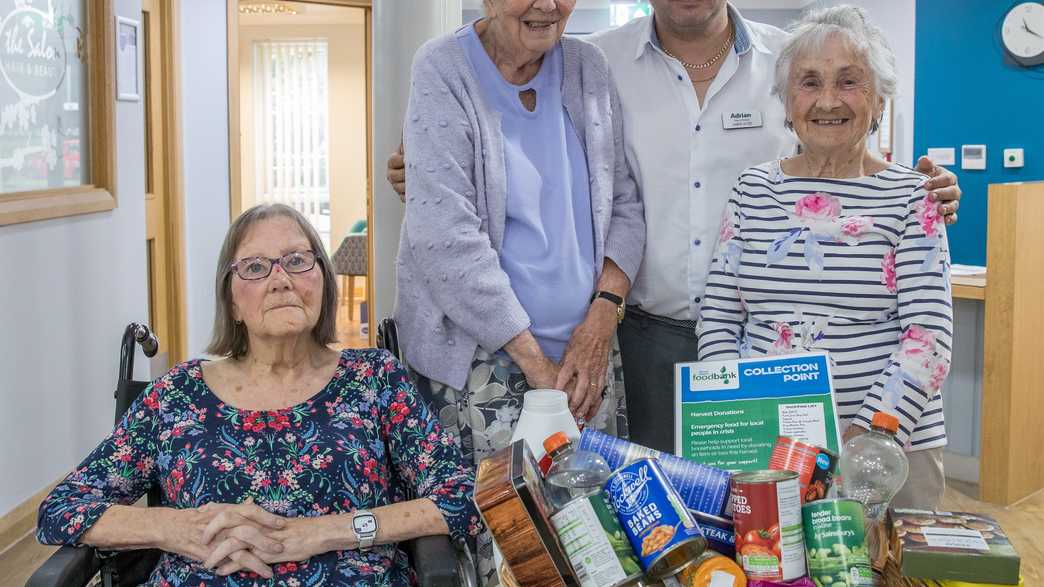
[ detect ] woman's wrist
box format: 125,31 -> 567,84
315,514 -> 358,553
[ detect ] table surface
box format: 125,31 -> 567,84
952,272 -> 986,301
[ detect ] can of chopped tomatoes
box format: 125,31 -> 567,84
768,436 -> 838,503
604,458 -> 708,579
730,470 -> 807,581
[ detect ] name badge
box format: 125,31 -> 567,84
722,110 -> 763,130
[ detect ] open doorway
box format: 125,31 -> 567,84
228,0 -> 373,349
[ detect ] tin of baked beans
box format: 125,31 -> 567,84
768,436 -> 838,503
730,470 -> 806,581
604,458 -> 708,579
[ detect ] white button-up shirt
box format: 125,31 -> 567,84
589,6 -> 798,321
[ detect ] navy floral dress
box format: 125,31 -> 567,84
37,349 -> 481,586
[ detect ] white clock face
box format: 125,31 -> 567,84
1003,2 -> 1044,59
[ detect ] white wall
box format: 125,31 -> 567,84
0,0 -> 149,517
371,0 -> 461,322
181,0 -> 231,356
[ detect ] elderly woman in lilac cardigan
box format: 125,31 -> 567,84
395,0 -> 643,490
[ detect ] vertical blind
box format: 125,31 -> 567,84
253,39 -> 331,249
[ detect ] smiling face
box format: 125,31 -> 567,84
229,216 -> 324,342
786,34 -> 883,156
484,0 -> 575,57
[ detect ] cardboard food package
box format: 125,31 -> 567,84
886,509 -> 1021,585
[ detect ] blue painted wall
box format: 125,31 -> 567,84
915,0 -> 1044,266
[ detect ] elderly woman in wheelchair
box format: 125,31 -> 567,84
37,203 -> 480,585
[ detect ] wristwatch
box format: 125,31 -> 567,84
591,290 -> 625,323
351,510 -> 378,550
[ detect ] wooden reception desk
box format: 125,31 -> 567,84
952,182 -> 1044,505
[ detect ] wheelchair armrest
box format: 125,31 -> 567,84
405,535 -> 463,587
26,545 -> 101,587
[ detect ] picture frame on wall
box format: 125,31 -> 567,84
116,15 -> 140,101
0,0 -> 118,226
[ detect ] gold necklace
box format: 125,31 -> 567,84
662,27 -> 735,71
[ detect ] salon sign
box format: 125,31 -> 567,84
674,351 -> 842,472
0,1 -> 69,100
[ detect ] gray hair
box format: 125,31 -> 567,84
206,203 -> 338,359
772,5 -> 897,133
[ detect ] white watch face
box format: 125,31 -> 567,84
354,513 -> 377,534
1002,2 -> 1044,59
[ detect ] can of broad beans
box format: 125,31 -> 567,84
802,499 -> 874,587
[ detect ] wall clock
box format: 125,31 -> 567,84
1003,2 -> 1044,67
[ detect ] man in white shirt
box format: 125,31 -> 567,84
386,0 -> 961,454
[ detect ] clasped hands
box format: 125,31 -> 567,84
166,498 -> 332,579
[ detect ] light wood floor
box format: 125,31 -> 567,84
3,481 -> 1039,586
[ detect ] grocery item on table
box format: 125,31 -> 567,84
690,510 -> 736,559
511,389 -> 582,473
768,436 -> 838,503
839,412 -> 909,559
730,470 -> 807,582
889,509 -> 1021,585
544,432 -> 644,587
801,499 -> 873,586
745,578 -> 817,587
580,428 -> 732,517
892,578 -> 1025,586
604,458 -> 709,579
673,550 -> 747,586
474,439 -> 577,586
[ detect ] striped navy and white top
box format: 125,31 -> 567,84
697,160 -> 953,451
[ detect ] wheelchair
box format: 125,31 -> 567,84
27,322 -> 474,587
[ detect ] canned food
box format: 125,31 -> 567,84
689,510 -> 736,559
550,492 -> 644,587
604,458 -> 708,579
768,436 -> 838,503
581,429 -> 733,517
802,499 -> 873,586
674,550 -> 747,586
730,470 -> 806,581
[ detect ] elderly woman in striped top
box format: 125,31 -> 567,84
698,6 -> 952,509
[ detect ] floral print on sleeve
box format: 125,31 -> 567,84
37,349 -> 480,586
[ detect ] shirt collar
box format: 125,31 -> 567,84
634,2 -> 770,61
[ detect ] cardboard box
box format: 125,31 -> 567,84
890,509 -> 1021,585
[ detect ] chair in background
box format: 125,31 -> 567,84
332,231 -> 368,321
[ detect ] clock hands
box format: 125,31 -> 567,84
1023,18 -> 1043,39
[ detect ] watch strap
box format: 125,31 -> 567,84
591,290 -> 624,306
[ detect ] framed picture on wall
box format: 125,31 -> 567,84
116,16 -> 140,101
0,0 -> 118,225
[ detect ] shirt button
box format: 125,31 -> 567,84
693,181 -> 702,189
695,124 -> 702,132
695,297 -> 702,303
693,239 -> 701,246
677,74 -> 684,81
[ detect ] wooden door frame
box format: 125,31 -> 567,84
227,0 -> 375,345
145,0 -> 189,363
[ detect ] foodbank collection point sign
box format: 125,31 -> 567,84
674,351 -> 841,472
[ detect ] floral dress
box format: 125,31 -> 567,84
698,161 -> 953,450
37,349 -> 481,586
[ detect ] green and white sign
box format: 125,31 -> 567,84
674,351 -> 842,471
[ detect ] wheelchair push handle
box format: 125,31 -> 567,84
118,323 -> 158,384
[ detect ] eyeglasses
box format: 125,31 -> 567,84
230,250 -> 317,281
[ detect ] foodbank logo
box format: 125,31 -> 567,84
689,364 -> 740,390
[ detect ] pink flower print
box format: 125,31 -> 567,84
899,324 -> 936,362
840,216 -> 873,237
718,214 -> 736,246
915,194 -> 943,238
928,360 -> 950,393
881,248 -> 897,293
771,322 -> 794,354
794,192 -> 842,223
